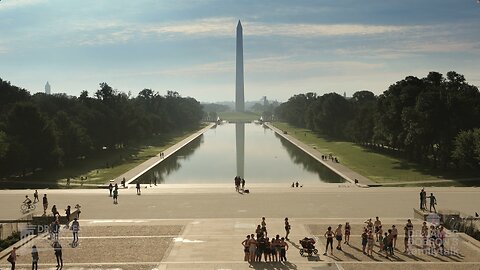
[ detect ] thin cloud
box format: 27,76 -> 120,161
0,0 -> 45,10
67,17 -> 424,46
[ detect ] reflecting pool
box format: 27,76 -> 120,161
136,123 -> 345,184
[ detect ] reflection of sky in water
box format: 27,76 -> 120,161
136,123 -> 345,184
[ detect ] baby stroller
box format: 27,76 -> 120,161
299,237 -> 318,256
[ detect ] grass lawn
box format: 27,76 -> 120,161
218,111 -> 260,122
0,125 -> 206,189
273,122 -> 479,184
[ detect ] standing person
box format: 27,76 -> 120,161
31,245 -> 39,270
378,226 -> 384,252
33,190 -> 39,203
422,189 -> 427,210
438,226 -> 446,255
420,188 -> 425,210
136,182 -> 141,195
334,224 -> 343,251
65,205 -> 71,228
428,193 -> 437,212
324,226 -> 334,256
7,247 -> 17,270
271,235 -> 279,262
344,222 -> 351,245
108,183 -> 113,197
263,237 -> 271,262
403,226 -> 410,254
51,205 -> 59,217
391,225 -> 398,249
405,219 -> 414,249
261,217 -> 267,237
53,241 -> 63,268
241,178 -> 245,190
364,218 -> 373,232
71,218 -> 80,244
241,235 -> 250,261
367,230 -> 374,256
234,176 -> 240,192
53,220 -> 60,241
42,194 -> 48,215
421,222 -> 429,251
284,217 -> 291,240
279,237 -> 289,261
248,234 -> 257,262
113,188 -> 118,204
374,217 -> 382,241
361,229 -> 368,254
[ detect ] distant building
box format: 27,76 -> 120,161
45,81 -> 51,95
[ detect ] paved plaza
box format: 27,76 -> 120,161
1,185 -> 479,269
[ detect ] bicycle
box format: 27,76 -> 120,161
21,202 -> 36,212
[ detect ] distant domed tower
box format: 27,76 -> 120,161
45,81 -> 51,95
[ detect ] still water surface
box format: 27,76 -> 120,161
136,123 -> 345,184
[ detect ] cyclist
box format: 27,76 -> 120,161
23,195 -> 32,209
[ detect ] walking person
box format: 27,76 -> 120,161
344,222 -> 351,245
428,193 -> 437,212
324,226 -> 334,256
378,226 -> 384,252
421,222 -> 429,251
334,224 -> 343,251
31,245 -> 39,270
71,218 -> 80,244
7,247 -> 17,270
136,182 -> 141,195
284,217 -> 291,240
403,225 -> 411,254
53,241 -> 63,268
406,219 -> 414,246
42,194 -> 48,215
241,178 -> 245,190
33,190 -> 39,203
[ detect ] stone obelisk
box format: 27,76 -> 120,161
235,20 -> 245,112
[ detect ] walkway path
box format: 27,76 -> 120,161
104,123 -> 215,187
265,123 -> 377,186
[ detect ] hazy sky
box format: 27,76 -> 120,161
1,0 -> 479,102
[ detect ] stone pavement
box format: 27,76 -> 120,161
2,218 -> 479,269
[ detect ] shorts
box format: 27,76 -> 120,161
244,247 -> 248,253
362,239 -> 368,246
249,246 -> 256,254
393,235 -> 397,239
375,227 -> 380,233
336,235 -> 342,241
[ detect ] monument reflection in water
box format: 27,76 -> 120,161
135,123 -> 345,184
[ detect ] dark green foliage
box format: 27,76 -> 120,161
0,80 -> 203,178
276,71 -> 480,170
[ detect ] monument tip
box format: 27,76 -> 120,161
237,20 -> 242,27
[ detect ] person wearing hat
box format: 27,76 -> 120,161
71,218 -> 80,243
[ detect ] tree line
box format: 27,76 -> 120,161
275,71 -> 480,170
0,79 -> 203,177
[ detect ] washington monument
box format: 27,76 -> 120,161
235,20 -> 245,112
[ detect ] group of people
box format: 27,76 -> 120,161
321,153 -> 339,163
234,176 -> 246,192
241,217 -> 290,263
108,182 -> 119,204
7,240 -> 67,270
321,217 -> 449,259
419,188 -> 437,212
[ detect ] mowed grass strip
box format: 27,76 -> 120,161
2,125 -> 206,188
272,122 -> 477,183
